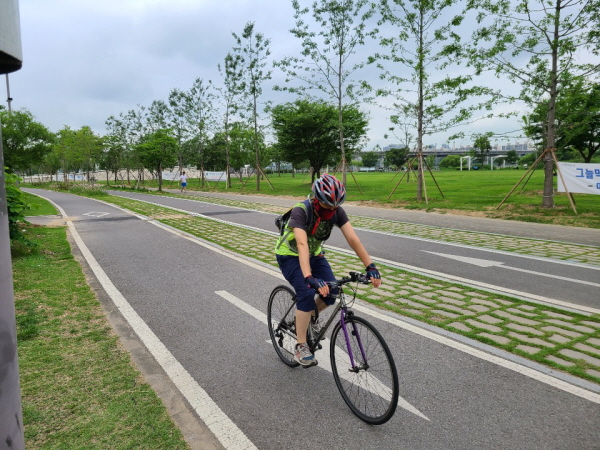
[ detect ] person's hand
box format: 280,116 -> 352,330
365,263 -> 381,288
305,276 -> 329,296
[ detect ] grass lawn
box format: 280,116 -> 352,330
110,168 -> 600,228
12,196 -> 189,449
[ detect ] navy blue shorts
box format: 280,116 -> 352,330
276,254 -> 338,312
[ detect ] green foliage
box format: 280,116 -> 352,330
134,129 -> 178,191
374,0 -> 499,143
0,107 -> 54,173
361,151 -> 379,167
384,146 -> 409,169
439,155 -> 461,168
472,132 -> 493,164
519,152 -> 539,166
3,168 -> 33,245
466,0 -> 600,206
271,99 -> 368,180
275,0 -> 376,182
505,150 -> 519,165
525,76 -> 600,163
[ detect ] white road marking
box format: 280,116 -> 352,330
425,251 -> 600,288
215,290 -> 429,421
83,211 -> 110,217
66,222 -> 257,450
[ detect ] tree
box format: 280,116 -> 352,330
361,151 -> 379,168
53,126 -> 78,181
472,132 -> 493,164
439,154 -> 461,168
374,0 -> 498,201
73,126 -> 103,181
233,22 -> 272,190
217,52 -> 245,188
167,88 -> 192,170
183,78 -> 217,187
466,0 -> 600,207
525,76 -> 600,163
275,0 -> 376,185
384,146 -> 409,169
134,129 -> 178,192
271,99 -> 368,181
506,150 -> 519,165
0,107 -> 54,173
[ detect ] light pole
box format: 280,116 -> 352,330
0,0 -> 24,448
5,74 -> 13,112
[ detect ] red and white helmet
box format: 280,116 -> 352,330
312,174 -> 346,207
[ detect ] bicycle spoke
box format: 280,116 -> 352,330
330,316 -> 399,425
268,285 -> 299,367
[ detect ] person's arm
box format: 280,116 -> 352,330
340,221 -> 382,288
293,227 -> 329,296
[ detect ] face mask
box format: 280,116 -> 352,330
314,200 -> 336,220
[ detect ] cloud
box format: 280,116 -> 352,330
5,0 -> 560,150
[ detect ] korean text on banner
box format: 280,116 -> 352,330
557,162 -> 600,195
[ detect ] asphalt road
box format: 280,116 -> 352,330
108,190 -> 600,312
25,189 -> 600,450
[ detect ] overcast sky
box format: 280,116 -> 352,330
8,0 -> 533,150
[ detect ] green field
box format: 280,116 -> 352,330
115,169 -> 599,228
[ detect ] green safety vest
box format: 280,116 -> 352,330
275,201 -> 336,256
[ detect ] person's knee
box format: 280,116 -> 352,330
296,291 -> 316,312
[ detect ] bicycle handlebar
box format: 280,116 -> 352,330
326,271 -> 371,288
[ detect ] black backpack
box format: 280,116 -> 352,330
275,199 -> 312,236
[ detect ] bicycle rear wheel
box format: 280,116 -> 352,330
267,285 -> 299,367
330,315 -> 399,425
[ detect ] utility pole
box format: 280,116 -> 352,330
6,74 -> 13,112
0,0 -> 25,448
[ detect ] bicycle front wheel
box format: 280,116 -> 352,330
330,315 -> 399,425
267,285 -> 299,367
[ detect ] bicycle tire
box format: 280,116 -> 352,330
330,315 -> 399,425
267,285 -> 300,367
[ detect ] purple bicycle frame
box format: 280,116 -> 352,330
339,309 -> 368,368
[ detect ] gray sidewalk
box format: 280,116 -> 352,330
160,188 -> 600,247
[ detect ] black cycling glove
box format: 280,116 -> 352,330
365,263 -> 380,280
305,276 -> 327,290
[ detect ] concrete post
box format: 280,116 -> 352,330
0,0 -> 25,447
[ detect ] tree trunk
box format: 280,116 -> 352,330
338,58 -> 346,186
157,162 -> 163,191
542,0 -> 562,208
416,8 -> 425,202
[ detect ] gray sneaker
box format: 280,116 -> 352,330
310,316 -> 324,335
294,343 -> 317,366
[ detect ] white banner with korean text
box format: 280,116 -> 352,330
557,162 -> 600,195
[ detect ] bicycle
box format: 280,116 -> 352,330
267,271 -> 399,425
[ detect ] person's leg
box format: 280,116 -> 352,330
276,255 -> 317,345
310,255 -> 338,312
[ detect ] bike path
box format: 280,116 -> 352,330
158,188 -> 600,247
26,189 -> 600,449
102,190 -> 600,310
141,188 -> 600,266
27,188 -> 600,381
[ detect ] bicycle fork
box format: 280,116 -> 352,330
339,310 -> 369,372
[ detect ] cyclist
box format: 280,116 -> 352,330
275,173 -> 381,367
